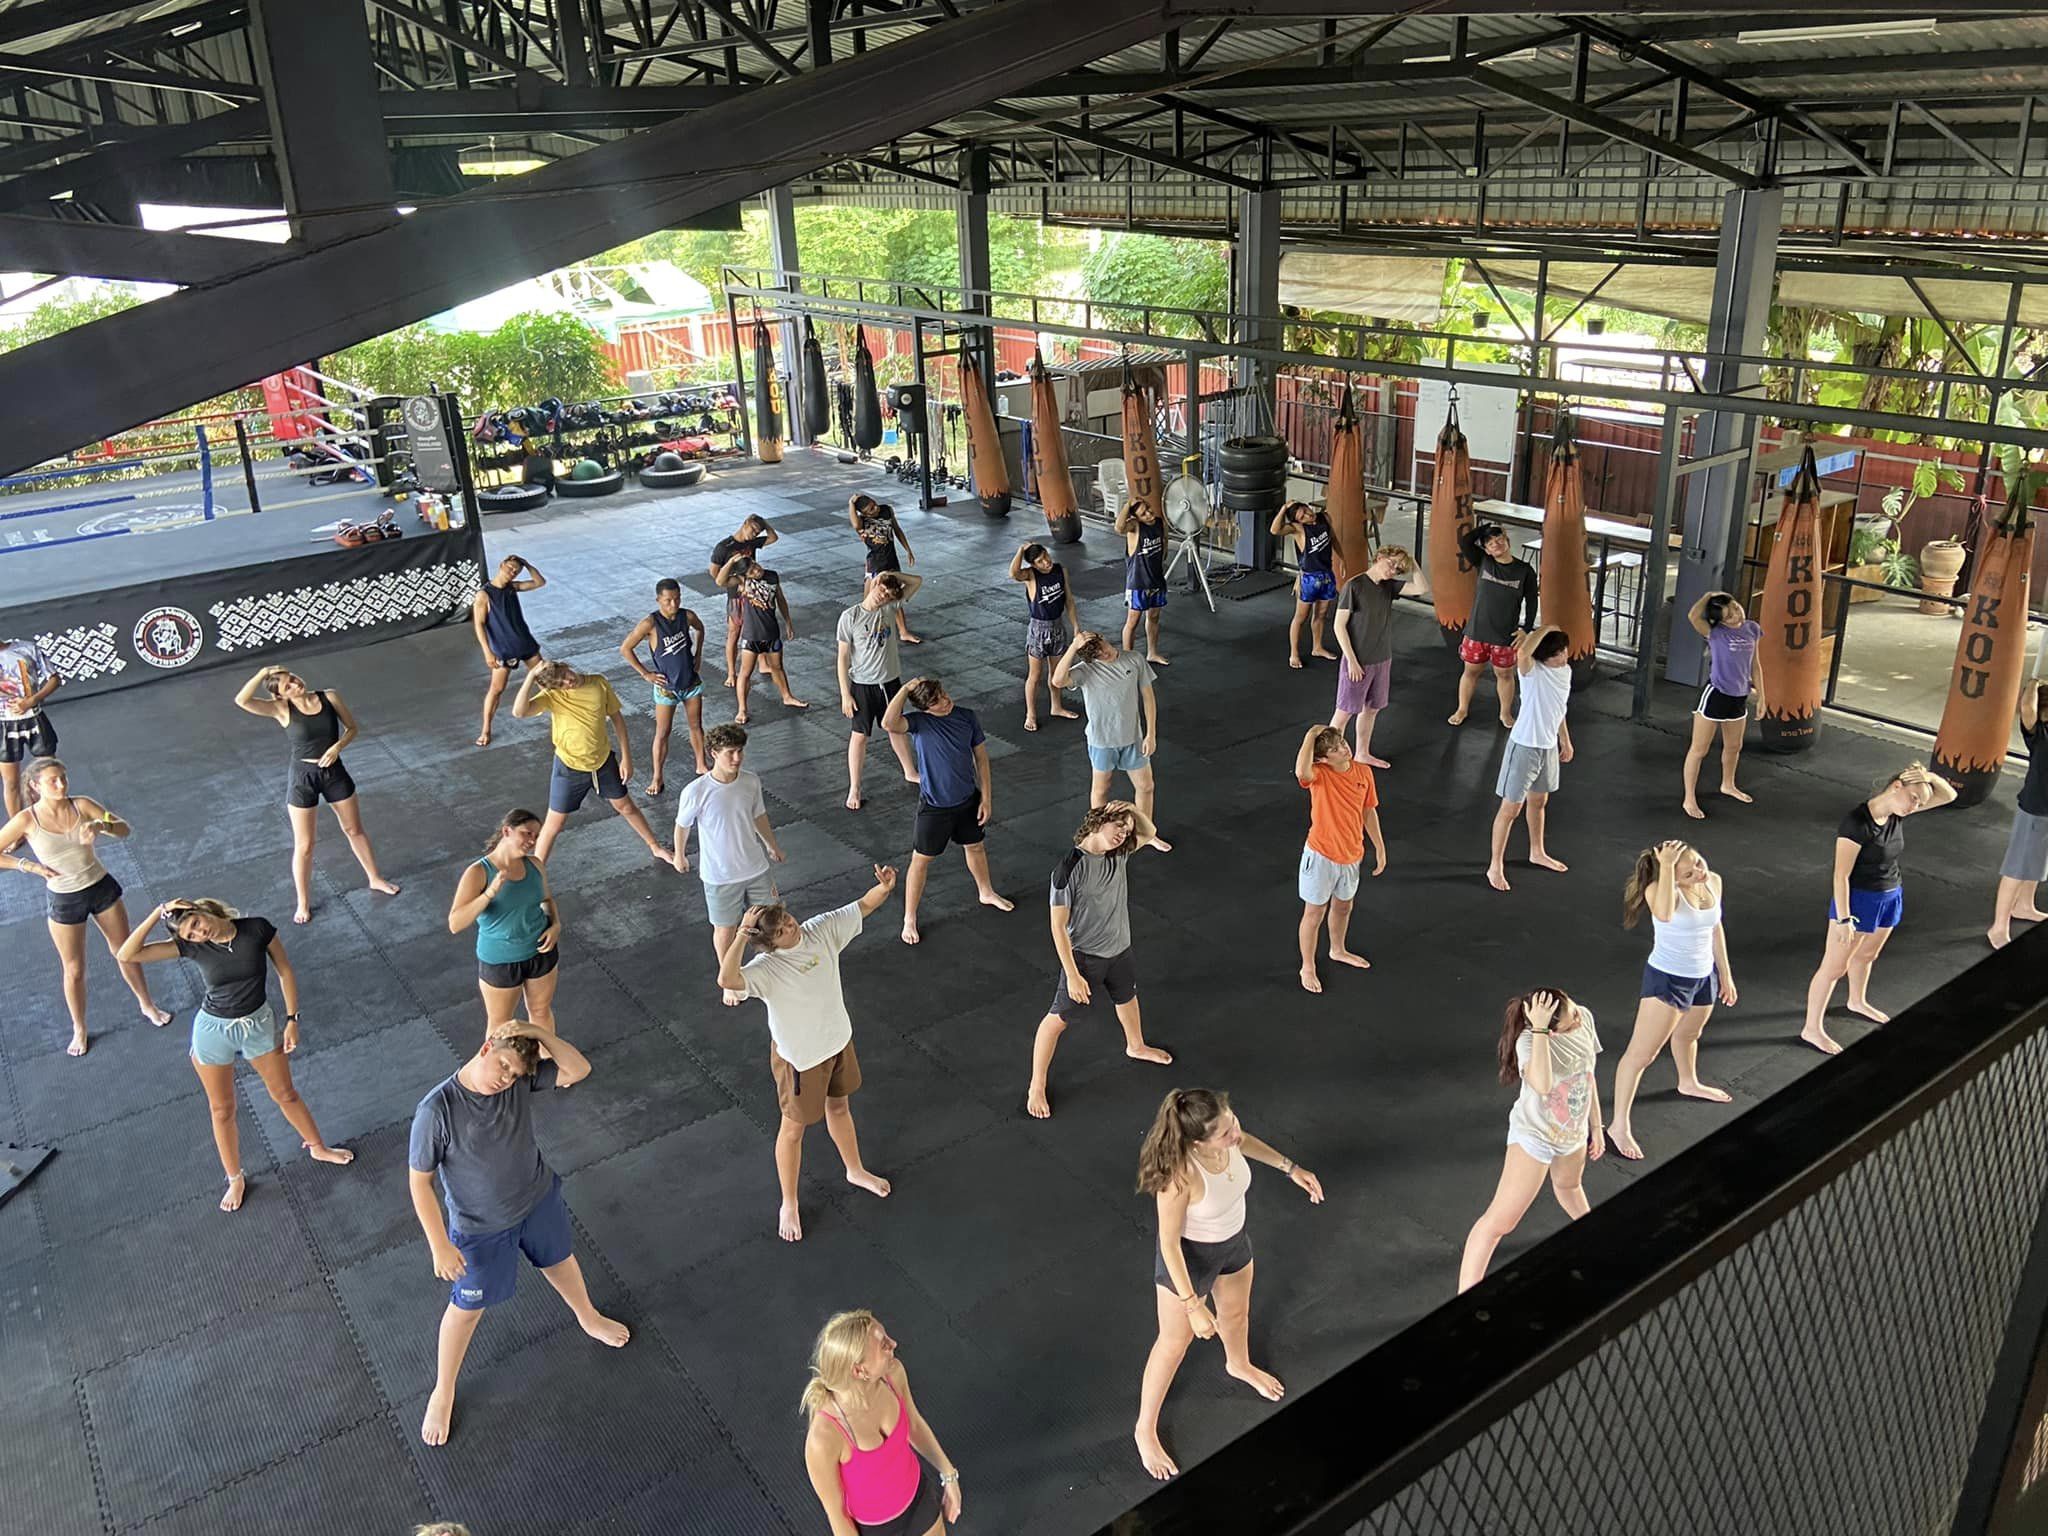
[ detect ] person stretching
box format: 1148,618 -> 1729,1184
619,579 -> 708,794
1608,841 -> 1737,1161
1134,1087 -> 1323,1480
0,634 -> 61,816
1801,762 -> 1955,1054
883,679 -> 1014,945
512,661 -> 674,867
1117,492 -> 1170,665
850,494 -> 922,644
409,1020 -> 628,1445
836,571 -> 924,810
233,665 -> 402,923
1293,726 -> 1387,995
1009,543 -> 1080,731
1449,523 -> 1536,728
1486,626 -> 1574,893
1680,591 -> 1766,820
710,515 -> 778,686
717,867 -> 901,1242
118,897 -> 355,1213
471,555 -> 545,747
0,756 -> 169,1055
718,552 -> 808,723
675,723 -> 786,967
1053,631 -> 1163,828
1026,802 -> 1174,1119
449,809 -> 563,1041
1457,989 -> 1603,1292
1991,682 -> 2048,949
1269,501 -> 1338,668
1331,546 -> 1420,768
801,1310 -> 960,1536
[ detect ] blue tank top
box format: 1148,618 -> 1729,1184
482,584 -> 538,661
1026,563 -> 1067,620
1126,524 -> 1165,592
473,856 -> 549,964
648,609 -> 698,690
1300,523 -> 1333,575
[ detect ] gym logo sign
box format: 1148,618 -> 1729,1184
133,605 -> 205,669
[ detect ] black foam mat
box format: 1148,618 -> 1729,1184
563,1108 -> 783,1282
33,1091 -> 274,1248
5,1379 -> 102,1536
129,1418 -> 430,1536
528,1026 -> 731,1174
276,1117 -> 424,1269
237,1015 -> 458,1154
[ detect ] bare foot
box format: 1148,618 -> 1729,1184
1364,754 -> 1390,769
579,1311 -> 631,1347
1299,967 -> 1323,994
67,1031 -> 88,1057
1846,1000 -> 1889,1024
220,1172 -> 247,1213
1135,1428 -> 1179,1480
980,892 -> 1015,913
847,1169 -> 892,1199
1990,926 -> 2012,949
1150,835 -> 1173,853
2017,906 -> 2048,922
1026,1084 -> 1052,1118
846,791 -> 863,811
1310,647 -> 1338,661
1126,1044 -> 1174,1065
1447,709 -> 1468,726
646,779 -> 664,797
651,847 -> 679,869
734,712 -> 750,725
307,1144 -> 355,1165
1682,801 -> 1705,821
1800,1025 -> 1843,1055
901,922 -> 921,946
1328,949 -> 1371,970
1226,1362 -> 1286,1401
778,1201 -> 804,1242
370,878 -> 401,896
474,732 -> 490,748
1024,716 -> 1040,731
1486,867 -> 1511,892
694,760 -> 711,776
721,988 -> 746,1007
421,1389 -> 455,1445
1530,853 -> 1569,873
1718,786 -> 1754,804
780,696 -> 810,710
901,633 -> 924,645
139,1003 -> 171,1026
1677,1081 -> 1733,1103
293,907 -> 311,925
1051,706 -> 1080,719
1147,653 -> 1170,667
1609,1127 -> 1644,1160
1288,656 -> 1303,670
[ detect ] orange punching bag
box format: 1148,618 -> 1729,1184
1538,411 -> 1598,677
1029,350 -> 1081,544
751,323 -> 783,464
1757,447 -> 1827,752
957,343 -> 1011,519
1120,360 -> 1163,524
1428,402 -> 1476,651
1326,382 -> 1368,587
1934,484 -> 2034,806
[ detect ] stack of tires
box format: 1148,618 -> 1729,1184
1219,434 -> 1288,524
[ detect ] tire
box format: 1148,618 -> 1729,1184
980,492 -> 1012,519
1221,485 -> 1286,514
1220,434 -> 1287,472
1221,467 -> 1286,494
478,483 -> 549,514
554,468 -> 624,499
638,464 -> 705,489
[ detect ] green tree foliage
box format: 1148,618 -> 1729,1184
328,311 -> 615,408
0,286 -> 147,352
1080,232 -> 1228,315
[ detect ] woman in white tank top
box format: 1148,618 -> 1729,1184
1132,1087 -> 1324,1482
1609,840 -> 1738,1161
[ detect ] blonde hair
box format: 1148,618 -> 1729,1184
533,660 -> 575,690
1136,1088 -> 1229,1195
161,897 -> 238,925
1375,544 -> 1416,574
799,1309 -> 881,1414
414,1525 -> 473,1536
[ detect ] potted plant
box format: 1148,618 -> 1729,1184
1845,522 -> 1907,604
1878,457 -> 1966,613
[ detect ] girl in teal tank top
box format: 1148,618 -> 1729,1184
448,811 -> 565,1040
471,854 -> 549,962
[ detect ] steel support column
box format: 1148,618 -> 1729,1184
1667,186 -> 1781,688
764,184 -> 809,447
957,145 -> 995,400
1236,185 -> 1281,570
248,0 -> 398,244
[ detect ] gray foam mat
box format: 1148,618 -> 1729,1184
238,1015 -> 458,1154
33,1091 -> 274,1248
130,1417 -> 430,1536
276,1117 -> 423,1269
528,1027 -> 731,1174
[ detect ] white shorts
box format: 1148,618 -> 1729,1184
1298,845 -> 1361,906
1510,1129 -> 1573,1166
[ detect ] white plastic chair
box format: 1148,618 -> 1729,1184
1097,457 -> 1129,520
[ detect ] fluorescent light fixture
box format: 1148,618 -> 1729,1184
1737,18 -> 1934,44
1404,52 -> 1452,64
1405,46 -> 1540,65
459,144 -> 550,176
170,18 -> 203,34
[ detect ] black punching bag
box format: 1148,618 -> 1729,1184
851,325 -> 884,452
801,318 -> 830,442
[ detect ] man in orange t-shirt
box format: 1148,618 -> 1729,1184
1294,724 -> 1388,995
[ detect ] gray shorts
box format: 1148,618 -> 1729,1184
1026,617 -> 1067,658
704,871 -> 778,927
1495,742 -> 1560,803
1298,845 -> 1361,905
2002,807 -> 2048,882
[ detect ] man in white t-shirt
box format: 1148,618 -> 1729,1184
715,864 -> 900,1243
673,722 -> 785,962
1487,625 -> 1574,893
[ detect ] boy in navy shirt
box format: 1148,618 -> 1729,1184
883,677 -> 1015,944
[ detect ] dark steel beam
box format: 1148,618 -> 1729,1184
1468,64 -> 1763,187
694,0 -> 803,79
0,103 -> 268,214
379,83 -> 745,128
0,57 -> 259,102
981,103 -> 1261,191
0,211 -> 266,284
1164,0 -> 2016,13
365,0 -> 538,78
0,0 -> 1167,475
251,0 -> 399,242
0,0 -> 168,49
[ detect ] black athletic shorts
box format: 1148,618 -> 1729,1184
848,678 -> 900,736
912,792 -> 985,856
1695,685 -> 1749,722
0,711 -> 56,764
48,871 -> 121,926
478,948 -> 560,989
1050,947 -> 1138,1016
1153,1228 -> 1252,1299
548,752 -> 626,814
287,759 -> 358,809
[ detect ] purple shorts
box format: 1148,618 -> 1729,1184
1335,658 -> 1391,715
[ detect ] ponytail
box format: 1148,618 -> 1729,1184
484,807 -> 542,854
1620,847 -> 1659,929
798,1309 -> 880,1417
1136,1087 -> 1228,1195
1497,988 -> 1575,1086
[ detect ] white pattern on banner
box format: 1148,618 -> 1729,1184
207,558 -> 482,652
32,622 -> 125,681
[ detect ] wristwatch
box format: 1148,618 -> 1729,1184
1280,1157 -> 1295,1175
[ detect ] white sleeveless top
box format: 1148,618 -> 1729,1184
1181,1147 -> 1249,1242
1648,882 -> 1721,979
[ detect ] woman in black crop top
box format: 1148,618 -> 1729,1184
1800,762 -> 1955,1055
233,665 -> 402,925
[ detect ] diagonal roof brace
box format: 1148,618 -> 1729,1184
1467,65 -> 1763,188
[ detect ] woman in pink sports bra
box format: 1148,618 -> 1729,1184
801,1311 -> 960,1535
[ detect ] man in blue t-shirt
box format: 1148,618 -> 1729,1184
407,1020 -> 627,1446
883,676 -> 1016,944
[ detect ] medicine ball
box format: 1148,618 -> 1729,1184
570,459 -> 604,481
651,451 -> 684,472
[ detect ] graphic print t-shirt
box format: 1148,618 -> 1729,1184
1507,1008 -> 1601,1154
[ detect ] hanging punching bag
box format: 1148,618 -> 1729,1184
1538,410 -> 1599,680
1757,446 -> 1827,752
958,343 -> 1012,518
1120,359 -> 1163,525
1428,403 -> 1477,651
1029,350 -> 1081,544
752,323 -> 783,464
801,318 -> 830,442
851,325 -> 883,453
1326,382 -> 1367,587
1934,483 -> 2035,806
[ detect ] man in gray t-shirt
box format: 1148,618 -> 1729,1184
834,572 -> 923,809
1052,630 -> 1164,832
1332,546 -> 1418,769
406,1022 -> 628,1447
1027,801 -> 1174,1118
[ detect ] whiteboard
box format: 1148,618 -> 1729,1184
1413,363 -> 1519,469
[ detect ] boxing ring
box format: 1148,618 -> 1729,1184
0,384 -> 484,700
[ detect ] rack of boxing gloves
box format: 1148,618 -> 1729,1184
469,389 -> 745,489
